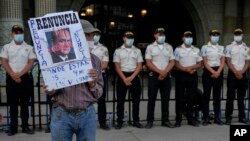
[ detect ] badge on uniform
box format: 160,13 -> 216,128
248,51 -> 250,56
25,48 -> 28,52
192,49 -> 198,54
105,51 -> 108,56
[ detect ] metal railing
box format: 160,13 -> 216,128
0,63 -> 249,131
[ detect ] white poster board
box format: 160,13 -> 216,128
28,11 -> 92,90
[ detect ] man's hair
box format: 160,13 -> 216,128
52,28 -> 70,43
50,28 -> 72,53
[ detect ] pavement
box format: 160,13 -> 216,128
0,121 -> 230,141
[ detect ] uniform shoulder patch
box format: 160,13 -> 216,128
105,51 -> 109,56
248,51 -> 250,56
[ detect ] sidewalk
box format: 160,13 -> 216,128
0,122 -> 229,141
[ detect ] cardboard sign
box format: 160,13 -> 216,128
28,11 -> 92,90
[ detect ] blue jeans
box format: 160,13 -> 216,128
50,105 -> 96,141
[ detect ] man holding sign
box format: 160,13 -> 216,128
43,17 -> 104,140
44,53 -> 103,141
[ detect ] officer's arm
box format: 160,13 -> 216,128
217,56 -> 225,73
114,62 -> 126,80
203,56 -> 216,73
174,60 -> 187,72
225,57 -> 238,73
101,61 -> 109,70
190,61 -> 202,70
164,59 -> 175,74
240,60 -> 249,74
146,59 -> 162,74
1,58 -> 15,76
18,58 -> 35,77
129,62 -> 142,80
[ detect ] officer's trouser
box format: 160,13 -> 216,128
175,70 -> 198,122
116,72 -> 141,123
146,72 -> 172,122
225,70 -> 247,120
202,67 -> 223,120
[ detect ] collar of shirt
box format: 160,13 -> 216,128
153,41 -> 166,46
10,40 -> 27,46
231,41 -> 247,47
207,41 -> 219,48
181,43 -> 194,49
121,44 -> 135,49
158,44 -> 164,50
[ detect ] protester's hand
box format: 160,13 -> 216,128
43,85 -> 56,96
88,69 -> 98,88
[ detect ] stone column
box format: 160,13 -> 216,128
0,0 -> 23,47
243,0 -> 250,45
35,0 -> 56,17
223,0 -> 238,45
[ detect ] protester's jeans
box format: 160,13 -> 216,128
51,105 -> 96,141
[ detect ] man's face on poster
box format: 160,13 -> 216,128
52,29 -> 73,56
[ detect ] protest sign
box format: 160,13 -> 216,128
28,11 -> 92,90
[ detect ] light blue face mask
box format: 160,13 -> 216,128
211,36 -> 219,44
14,34 -> 24,43
234,35 -> 243,42
184,37 -> 193,46
93,35 -> 100,44
157,36 -> 165,44
125,39 -> 134,46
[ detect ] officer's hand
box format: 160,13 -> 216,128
43,85 -> 56,96
123,78 -> 132,86
234,71 -> 243,79
184,67 -> 193,74
10,72 -> 19,81
158,75 -> 165,80
15,78 -> 22,83
211,71 -> 219,78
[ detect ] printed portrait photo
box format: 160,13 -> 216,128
45,28 -> 77,64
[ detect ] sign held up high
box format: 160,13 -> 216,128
28,11 -> 92,90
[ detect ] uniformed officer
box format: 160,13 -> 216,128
0,25 -> 36,135
113,31 -> 144,129
174,31 -> 202,127
144,28 -> 175,129
91,29 -> 110,130
225,28 -> 250,125
200,29 -> 225,126
82,20 -> 110,130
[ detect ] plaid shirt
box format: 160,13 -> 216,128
52,53 -> 103,109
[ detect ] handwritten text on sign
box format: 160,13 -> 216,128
28,11 -> 92,90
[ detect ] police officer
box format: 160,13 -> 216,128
113,31 -> 144,129
144,28 -> 175,129
174,31 -> 202,127
200,29 -> 225,126
81,20 -> 110,130
0,25 -> 36,135
91,29 -> 110,130
225,28 -> 250,125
